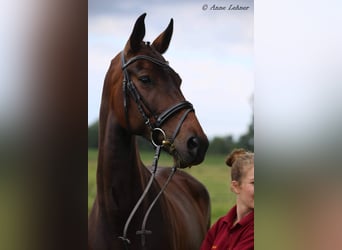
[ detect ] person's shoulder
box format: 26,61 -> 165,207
212,205 -> 237,226
225,205 -> 238,221
212,214 -> 227,227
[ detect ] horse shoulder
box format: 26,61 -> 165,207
155,167 -> 211,250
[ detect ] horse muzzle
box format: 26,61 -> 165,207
172,134 -> 209,168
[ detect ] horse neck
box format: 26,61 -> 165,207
96,109 -> 148,214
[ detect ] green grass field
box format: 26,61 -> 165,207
88,149 -> 235,225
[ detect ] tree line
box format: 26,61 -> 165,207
88,115 -> 254,154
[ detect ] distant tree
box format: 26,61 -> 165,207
235,94 -> 254,152
208,137 -> 226,154
208,135 -> 237,154
88,113 -> 254,153
88,121 -> 98,148
224,135 -> 236,153
87,120 -> 155,151
236,114 -> 254,152
136,136 -> 154,151
208,113 -> 254,155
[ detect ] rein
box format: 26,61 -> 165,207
118,50 -> 194,249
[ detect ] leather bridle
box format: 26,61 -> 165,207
118,50 -> 194,249
121,51 -> 194,148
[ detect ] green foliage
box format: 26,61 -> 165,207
87,122 -> 157,151
87,115 -> 254,226
207,135 -> 235,154
88,114 -> 254,153
235,114 -> 254,152
88,121 -> 99,148
136,136 -> 153,151
88,149 -> 234,225
207,114 -> 254,154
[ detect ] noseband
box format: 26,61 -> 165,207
119,50 -> 194,249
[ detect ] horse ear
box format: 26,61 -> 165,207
127,13 -> 146,52
152,18 -> 173,54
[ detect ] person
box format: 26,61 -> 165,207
200,148 -> 254,250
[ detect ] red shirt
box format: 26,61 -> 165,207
200,205 -> 254,250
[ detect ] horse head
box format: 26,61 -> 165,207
108,13 -> 208,168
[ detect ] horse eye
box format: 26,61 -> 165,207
138,76 -> 152,84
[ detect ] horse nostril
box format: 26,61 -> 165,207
187,136 -> 200,151
186,136 -> 208,165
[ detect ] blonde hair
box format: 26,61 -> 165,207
225,148 -> 254,183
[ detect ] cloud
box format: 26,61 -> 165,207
88,1 -> 254,138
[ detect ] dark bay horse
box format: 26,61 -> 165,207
88,13 -> 210,250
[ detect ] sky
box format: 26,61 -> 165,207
1,1 -> 342,247
88,0 -> 254,139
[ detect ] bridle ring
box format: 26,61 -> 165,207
151,128 -> 167,147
